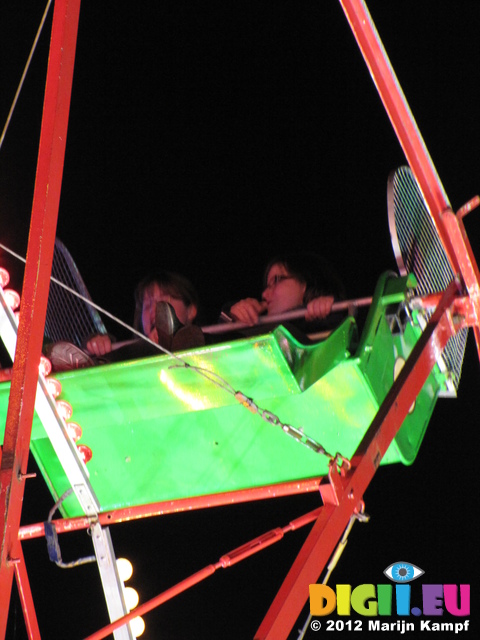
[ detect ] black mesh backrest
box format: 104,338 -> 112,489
387,165 -> 467,391
44,239 -> 107,347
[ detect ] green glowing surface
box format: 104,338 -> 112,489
0,274 -> 448,518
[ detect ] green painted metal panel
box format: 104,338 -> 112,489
0,273 -> 448,518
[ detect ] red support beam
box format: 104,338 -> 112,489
0,0 -> 81,634
339,0 -> 480,365
440,209 -> 480,363
18,478 -> 323,541
338,0 -> 459,273
255,283 -> 460,639
13,541 -> 41,640
82,508 -> 324,640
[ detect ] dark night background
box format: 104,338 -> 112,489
1,1 -> 478,638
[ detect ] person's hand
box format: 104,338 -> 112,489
86,334 -> 112,356
305,296 -> 334,321
230,298 -> 267,325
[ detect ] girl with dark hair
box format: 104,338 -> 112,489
47,270 -> 203,370
82,270 -> 202,361
223,252 -> 345,332
132,270 -> 199,342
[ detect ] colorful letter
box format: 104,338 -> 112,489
309,584 -> 336,616
351,584 -> 377,616
395,584 -> 411,615
377,584 -> 392,615
336,584 -> 351,615
422,584 -> 444,615
444,585 -> 470,616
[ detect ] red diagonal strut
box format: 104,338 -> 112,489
339,0 -> 480,367
0,0 -> 81,634
13,540 -> 41,640
338,0 -> 457,269
255,282 -> 460,639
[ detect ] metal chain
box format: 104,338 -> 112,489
234,391 -> 334,459
1,241 -> 337,459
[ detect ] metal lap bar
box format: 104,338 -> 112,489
255,282 -> 460,639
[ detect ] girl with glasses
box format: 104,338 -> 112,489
222,252 -> 345,335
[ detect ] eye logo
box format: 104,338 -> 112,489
384,561 -> 424,583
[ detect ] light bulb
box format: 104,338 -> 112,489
66,422 -> 82,442
124,586 -> 139,610
117,557 -> 133,582
46,377 -> 62,398
77,444 -> 92,464
4,289 -> 20,310
56,400 -> 73,420
0,267 -> 10,287
39,356 -> 52,377
130,616 -> 145,637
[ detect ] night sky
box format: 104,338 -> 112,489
1,2 -> 479,639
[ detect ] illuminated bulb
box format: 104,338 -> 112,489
14,311 -> 20,324
130,616 -> 145,638
77,444 -> 92,464
39,356 -> 52,377
117,558 -> 133,582
46,377 -> 62,398
66,422 -> 82,442
4,289 -> 21,310
0,267 -> 10,287
124,586 -> 139,610
56,399 -> 73,420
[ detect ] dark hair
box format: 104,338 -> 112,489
263,252 -> 346,303
133,270 -> 199,334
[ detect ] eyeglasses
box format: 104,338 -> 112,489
265,275 -> 294,289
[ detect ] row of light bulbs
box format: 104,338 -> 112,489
1,266 -> 93,463
117,558 -> 145,637
1,266 -> 145,637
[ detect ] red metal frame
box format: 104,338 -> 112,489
339,0 -> 480,350
18,478 -> 324,541
255,283 -> 462,638
82,508 -> 325,640
0,0 -> 81,635
338,1 -> 452,248
441,209 -> 480,362
1,0 -> 480,638
251,2 -> 480,634
12,541 -> 41,639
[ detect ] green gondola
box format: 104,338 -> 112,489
0,270 -> 450,519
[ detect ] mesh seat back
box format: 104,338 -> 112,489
44,239 -> 107,347
387,165 -> 467,391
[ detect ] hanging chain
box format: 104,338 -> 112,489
1,240 -> 341,461
234,391 -> 335,459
